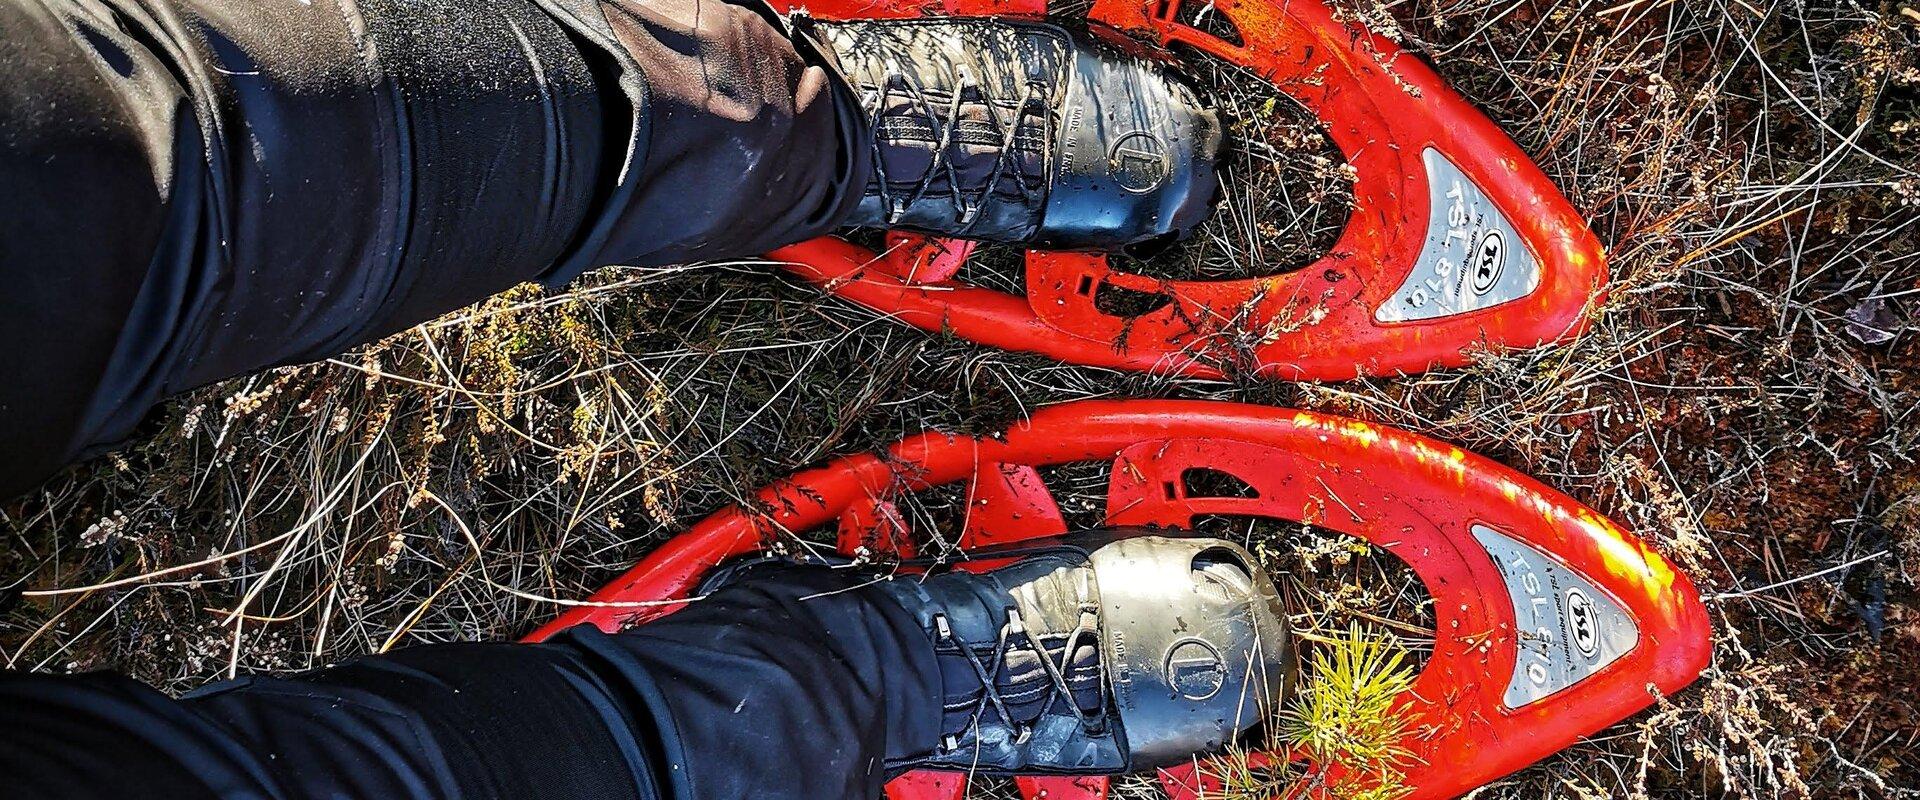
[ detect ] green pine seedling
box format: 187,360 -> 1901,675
1279,624 -> 1418,798
1202,624 -> 1419,799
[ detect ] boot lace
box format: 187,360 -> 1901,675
929,573 -> 1106,751
859,68 -> 1049,230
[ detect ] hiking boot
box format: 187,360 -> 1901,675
706,531 -> 1284,774
801,18 -> 1224,252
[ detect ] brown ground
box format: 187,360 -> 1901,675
3,0 -> 1916,796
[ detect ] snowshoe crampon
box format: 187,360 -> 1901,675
527,400 -> 1708,799
766,0 -> 1606,380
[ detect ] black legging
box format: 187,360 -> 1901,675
2,567 -> 942,799
0,0 -> 865,496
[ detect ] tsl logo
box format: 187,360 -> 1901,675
1565,588 -> 1599,658
1470,229 -> 1505,295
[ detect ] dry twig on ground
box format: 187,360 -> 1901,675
3,0 -> 1915,795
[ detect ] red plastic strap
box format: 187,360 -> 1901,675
526,400 -> 1708,799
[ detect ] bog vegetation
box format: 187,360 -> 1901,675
4,0 -> 1915,796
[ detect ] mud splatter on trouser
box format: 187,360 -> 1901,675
0,0 -> 868,495
1,566 -> 941,798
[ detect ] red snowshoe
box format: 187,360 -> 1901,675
527,400 -> 1707,800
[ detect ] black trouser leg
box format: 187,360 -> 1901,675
0,0 -> 865,496
0,567 -> 940,800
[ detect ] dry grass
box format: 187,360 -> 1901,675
3,0 -> 1916,796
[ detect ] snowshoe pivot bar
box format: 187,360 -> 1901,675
769,0 -> 1606,380
527,400 -> 1708,800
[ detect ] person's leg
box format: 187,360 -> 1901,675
0,0 -> 862,496
0,566 -> 939,800
3,532 -> 1290,799
0,0 -> 1220,498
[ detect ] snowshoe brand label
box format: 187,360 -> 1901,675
1471,230 -> 1506,294
1376,149 -> 1542,323
1566,588 -> 1600,657
1473,525 -> 1639,708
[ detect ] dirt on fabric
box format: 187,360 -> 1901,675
3,0 -> 1916,797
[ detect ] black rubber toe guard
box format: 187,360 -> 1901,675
1035,32 -> 1223,252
